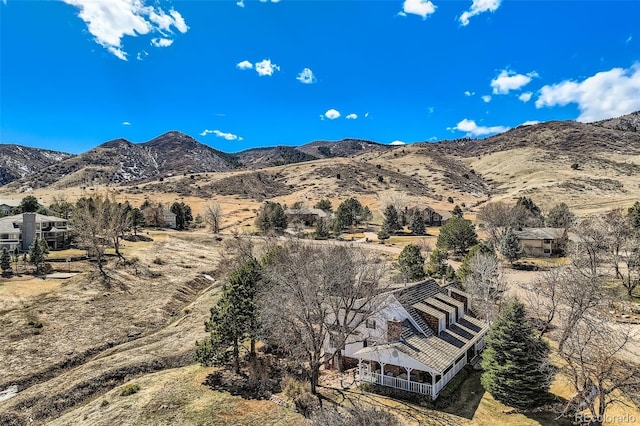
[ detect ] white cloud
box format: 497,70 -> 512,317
236,0 -> 245,7
535,64 -> 640,122
464,90 -> 475,96
397,11 -> 407,17
491,69 -> 538,94
402,0 -> 437,19
200,129 -> 243,141
518,92 -> 533,102
481,95 -> 492,103
364,112 -> 370,118
236,60 -> 253,70
62,0 -> 188,61
626,35 -> 632,44
521,120 -> 540,126
122,121 -> 131,125
429,136 -> 438,142
428,106 -> 435,113
390,140 -> 406,145
151,37 -> 173,47
296,68 -> 316,84
452,118 -> 509,137
255,59 -> 280,76
345,113 -> 358,120
459,0 -> 502,26
136,50 -> 148,61
324,109 -> 341,120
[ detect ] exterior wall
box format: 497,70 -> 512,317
520,238 -> 553,257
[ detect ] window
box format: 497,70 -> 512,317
366,319 -> 376,329
544,239 -> 553,244
362,339 -> 368,348
543,248 -> 551,254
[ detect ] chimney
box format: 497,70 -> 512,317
419,311 -> 442,334
386,320 -> 403,343
22,213 -> 37,251
449,289 -> 469,312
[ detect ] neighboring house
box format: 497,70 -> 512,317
423,207 -> 450,227
324,279 -> 488,399
0,213 -> 70,251
513,227 -> 568,257
163,209 -> 177,229
0,199 -> 21,216
285,207 -> 329,227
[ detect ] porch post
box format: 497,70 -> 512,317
431,372 -> 436,399
380,362 -> 386,375
358,358 -> 362,381
405,367 -> 412,381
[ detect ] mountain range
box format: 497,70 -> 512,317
1,112 -> 639,200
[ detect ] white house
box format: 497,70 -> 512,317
0,213 -> 70,251
324,279 -> 488,399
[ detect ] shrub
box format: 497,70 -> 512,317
152,257 -> 165,265
282,377 -> 319,417
570,163 -> 579,170
447,196 -> 454,203
120,383 -> 140,396
100,400 -> 109,407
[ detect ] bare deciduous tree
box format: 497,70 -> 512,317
558,315 -> 638,422
259,241 -> 388,395
462,252 -> 507,323
570,216 -> 610,278
477,201 -> 528,246
204,202 -> 223,234
72,194 -> 129,278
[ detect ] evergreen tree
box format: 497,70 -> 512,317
19,195 -> 40,213
451,205 -> 464,218
28,237 -> 49,274
499,227 -> 521,265
314,218 -> 330,239
546,203 -> 575,228
1,248 -> 12,275
457,243 -> 495,281
397,244 -> 426,281
314,199 -> 333,212
129,208 -> 146,235
171,202 -> 193,230
195,258 -> 261,373
516,196 -> 544,227
629,201 -> 640,230
481,299 -> 551,409
425,248 -> 457,282
256,201 -> 288,233
333,198 -> 364,234
436,217 -> 479,256
408,210 -> 426,235
377,228 -> 390,242
382,205 -> 401,234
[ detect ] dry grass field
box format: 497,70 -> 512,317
3,133 -> 640,424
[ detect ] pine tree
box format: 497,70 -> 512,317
397,244 -> 426,281
481,299 -> 551,409
129,208 -> 146,235
500,227 -> 521,265
546,203 -> 575,228
436,217 -> 479,256
195,258 -> 261,373
1,248 -> 12,275
29,237 -> 49,274
408,210 -> 426,235
382,205 -> 401,234
451,205 -> 464,218
314,218 -> 330,239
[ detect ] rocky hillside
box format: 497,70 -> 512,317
236,145 -> 318,169
0,145 -> 74,185
593,111 -> 640,133
5,132 -> 241,190
297,138 -> 390,158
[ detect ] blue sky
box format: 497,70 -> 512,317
1,0 -> 639,154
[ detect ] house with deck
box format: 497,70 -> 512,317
0,213 -> 70,251
513,227 -> 567,257
284,207 -> 329,227
325,279 -> 488,399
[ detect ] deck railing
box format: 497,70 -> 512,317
360,371 -> 433,396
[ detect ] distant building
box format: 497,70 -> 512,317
513,227 -> 568,257
0,213 -> 70,251
284,207 -> 329,227
163,209 -> 177,229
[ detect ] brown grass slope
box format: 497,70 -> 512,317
235,145 -> 319,169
